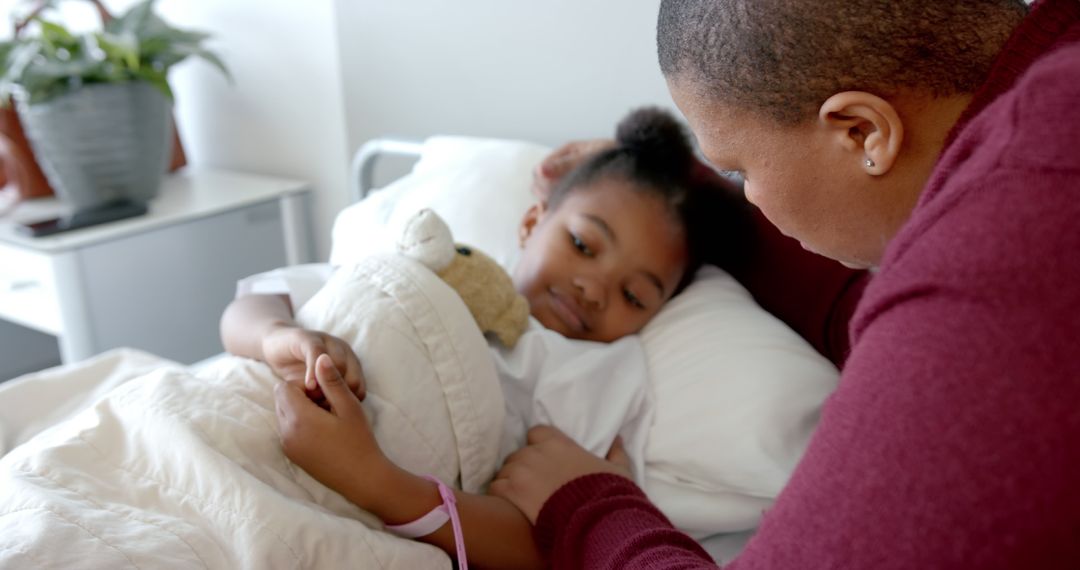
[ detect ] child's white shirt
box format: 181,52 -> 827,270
237,264 -> 653,482
490,316 -> 651,481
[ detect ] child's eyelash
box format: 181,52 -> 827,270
623,289 -> 645,309
570,233 -> 593,256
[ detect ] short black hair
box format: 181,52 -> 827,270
551,107 -> 750,294
658,0 -> 1028,125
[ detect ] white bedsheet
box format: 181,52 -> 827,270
0,348 -> 184,457
0,354 -> 455,568
0,348 -> 751,566
0,252 -> 505,569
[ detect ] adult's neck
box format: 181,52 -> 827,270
888,93 -> 973,213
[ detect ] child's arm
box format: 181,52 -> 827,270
220,293 -> 366,400
220,293 -> 296,361
368,466 -> 545,569
276,355 -> 545,569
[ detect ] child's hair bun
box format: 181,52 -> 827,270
614,106 -> 695,169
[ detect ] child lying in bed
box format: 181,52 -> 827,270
221,107 -> 742,568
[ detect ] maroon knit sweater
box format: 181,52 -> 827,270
533,1 -> 1080,568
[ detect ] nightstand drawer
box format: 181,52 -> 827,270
0,241 -> 61,335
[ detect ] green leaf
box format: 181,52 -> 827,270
94,32 -> 140,71
107,0 -> 158,38
133,66 -> 172,100
37,19 -> 77,46
34,18 -> 81,61
170,43 -> 232,83
3,0 -> 228,104
0,41 -> 16,76
146,24 -> 212,47
3,42 -> 44,85
129,12 -> 173,43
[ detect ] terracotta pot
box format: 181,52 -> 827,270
0,102 -> 56,200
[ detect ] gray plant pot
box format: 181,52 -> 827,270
17,81 -> 172,211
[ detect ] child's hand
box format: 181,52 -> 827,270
274,354 -> 389,509
261,325 -> 365,404
531,139 -> 614,202
489,425 -> 633,524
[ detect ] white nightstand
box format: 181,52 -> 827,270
0,168 -> 312,377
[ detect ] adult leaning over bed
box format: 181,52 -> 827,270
489,0 -> 1080,568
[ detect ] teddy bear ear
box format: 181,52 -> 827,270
398,209 -> 456,271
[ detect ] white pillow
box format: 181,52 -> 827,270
331,136 -> 551,270
331,136 -> 839,538
641,266 -> 838,537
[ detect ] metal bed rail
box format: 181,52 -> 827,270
348,138 -> 425,204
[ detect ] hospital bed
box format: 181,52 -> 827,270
0,136 -> 841,567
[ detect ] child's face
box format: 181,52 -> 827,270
514,177 -> 688,342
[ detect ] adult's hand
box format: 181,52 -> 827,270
531,139 -> 614,202
274,354 -> 387,508
489,425 -> 633,524
262,324 -> 365,405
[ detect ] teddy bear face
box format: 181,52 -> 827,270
439,244 -> 529,348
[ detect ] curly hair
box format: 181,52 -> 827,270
552,107 -> 750,293
658,0 -> 1028,125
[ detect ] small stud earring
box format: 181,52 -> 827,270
864,158 -> 875,168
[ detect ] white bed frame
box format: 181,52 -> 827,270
349,138 -> 424,204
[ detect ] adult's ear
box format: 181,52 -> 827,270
518,201 -> 547,247
818,91 -> 904,176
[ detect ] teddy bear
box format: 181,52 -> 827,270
294,208 -> 526,493
397,208 -> 529,348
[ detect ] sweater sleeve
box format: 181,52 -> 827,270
534,474 -> 718,569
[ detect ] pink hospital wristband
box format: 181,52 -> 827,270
384,475 -> 468,569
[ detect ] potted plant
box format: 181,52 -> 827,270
0,0 -> 228,213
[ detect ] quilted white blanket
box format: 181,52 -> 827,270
0,253 -> 505,569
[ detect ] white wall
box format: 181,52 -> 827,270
3,1 -> 674,260
334,0 -> 675,153
158,0 -> 349,261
